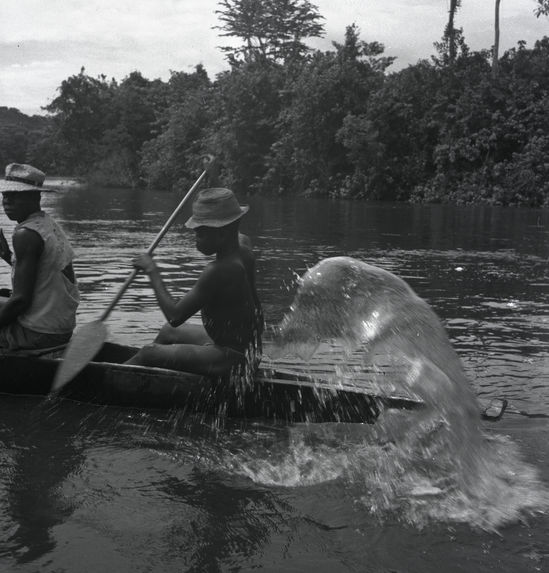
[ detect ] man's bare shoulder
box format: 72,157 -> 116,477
12,227 -> 44,256
238,232 -> 253,250
238,235 -> 257,264
200,256 -> 246,283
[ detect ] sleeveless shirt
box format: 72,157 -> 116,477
12,211 -> 80,334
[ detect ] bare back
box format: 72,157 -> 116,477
200,245 -> 262,353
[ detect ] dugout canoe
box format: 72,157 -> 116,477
0,342 -> 423,423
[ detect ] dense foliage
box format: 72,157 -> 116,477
0,107 -> 51,171
4,1 -> 549,206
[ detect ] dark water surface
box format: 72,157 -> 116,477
0,187 -> 548,572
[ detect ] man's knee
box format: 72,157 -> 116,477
134,343 -> 161,365
154,323 -> 176,344
139,342 -> 198,371
126,343 -> 169,366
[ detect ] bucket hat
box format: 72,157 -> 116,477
185,187 -> 249,229
0,163 -> 53,193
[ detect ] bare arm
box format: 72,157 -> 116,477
0,229 -> 12,266
133,254 -> 216,327
0,228 -> 43,327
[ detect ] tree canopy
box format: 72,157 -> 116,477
6,2 -> 549,206
535,0 -> 549,17
215,0 -> 324,64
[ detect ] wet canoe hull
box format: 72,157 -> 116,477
0,343 -> 418,423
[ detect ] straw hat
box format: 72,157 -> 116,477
185,188 -> 249,229
0,163 -> 53,193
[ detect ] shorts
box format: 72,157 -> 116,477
0,321 -> 72,351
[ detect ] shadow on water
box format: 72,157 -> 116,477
0,397 -> 86,564
0,397 -> 325,571
157,468 -> 291,572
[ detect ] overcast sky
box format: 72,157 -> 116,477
1,0 -> 547,116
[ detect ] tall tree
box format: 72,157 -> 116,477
206,62 -> 286,191
140,66 -> 212,190
96,71 -> 168,187
534,0 -> 549,17
266,25 -> 392,196
434,0 -> 467,67
493,0 -> 501,78
44,68 -> 115,174
446,0 -> 462,63
215,0 -> 324,65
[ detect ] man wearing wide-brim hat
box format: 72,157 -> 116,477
0,163 -> 80,350
127,187 -> 263,379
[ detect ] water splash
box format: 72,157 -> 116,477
274,257 -> 482,463
224,257 -> 549,530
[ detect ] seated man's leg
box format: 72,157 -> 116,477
0,321 -> 71,350
127,343 -> 244,377
154,322 -> 212,345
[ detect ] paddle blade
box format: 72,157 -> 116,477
51,321 -> 108,392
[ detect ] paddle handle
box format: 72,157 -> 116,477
98,166 -> 210,321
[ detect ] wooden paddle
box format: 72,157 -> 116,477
51,161 -> 214,391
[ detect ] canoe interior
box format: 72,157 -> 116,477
0,342 -> 423,424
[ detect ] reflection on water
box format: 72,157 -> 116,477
0,187 -> 547,571
0,398 -> 85,564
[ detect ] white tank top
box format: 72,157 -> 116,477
13,211 -> 80,334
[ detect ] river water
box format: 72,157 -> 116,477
0,186 -> 548,572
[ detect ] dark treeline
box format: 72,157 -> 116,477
3,0 -> 549,206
